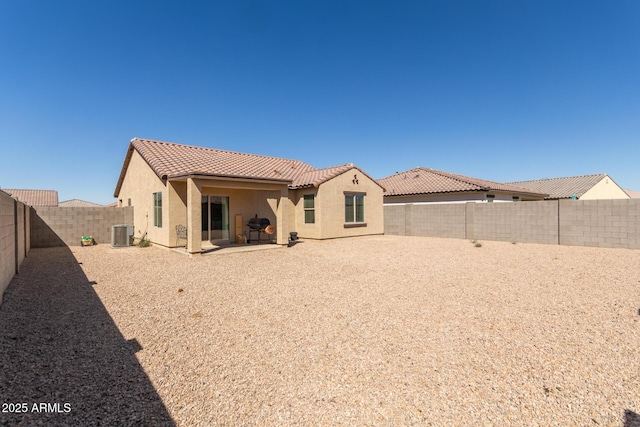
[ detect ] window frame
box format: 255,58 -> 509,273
153,192 -> 163,228
344,192 -> 366,227
303,194 -> 315,224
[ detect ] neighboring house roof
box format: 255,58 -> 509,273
115,138 -> 382,196
377,167 -> 548,198
2,189 -> 59,206
59,199 -> 104,207
507,174 -> 609,199
625,189 -> 640,198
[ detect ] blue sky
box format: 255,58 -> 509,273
1,1 -> 638,204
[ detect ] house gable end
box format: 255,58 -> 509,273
580,175 -> 630,200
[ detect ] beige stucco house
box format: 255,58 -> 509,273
114,138 -> 384,254
507,174 -> 630,200
378,167 -> 548,204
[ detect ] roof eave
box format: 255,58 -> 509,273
383,189 -> 487,197
167,173 -> 292,185
113,143 -> 136,197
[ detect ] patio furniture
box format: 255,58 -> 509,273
176,225 -> 187,246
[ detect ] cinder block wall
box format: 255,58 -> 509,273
32,207 -> 134,248
384,199 -> 640,249
467,201 -> 558,245
407,203 -> 466,239
559,199 -> 640,249
383,204 -> 406,235
1,191 -> 30,305
384,203 -> 466,239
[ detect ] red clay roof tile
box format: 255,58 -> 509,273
58,199 -> 104,207
507,174 -> 610,199
378,167 -> 548,197
625,189 -> 640,199
3,189 -> 59,206
114,138 -> 381,196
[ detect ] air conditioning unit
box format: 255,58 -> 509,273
111,224 -> 134,247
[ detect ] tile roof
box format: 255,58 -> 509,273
59,199 -> 104,207
377,167 -> 548,198
625,189 -> 640,199
115,138 -> 382,196
3,189 -> 59,206
507,174 -> 608,199
292,164 -> 369,189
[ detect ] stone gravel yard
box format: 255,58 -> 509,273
1,235 -> 639,426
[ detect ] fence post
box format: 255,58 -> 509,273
24,204 -> 27,257
465,202 -> 474,240
404,204 -> 413,236
557,199 -> 560,246
14,199 -> 18,274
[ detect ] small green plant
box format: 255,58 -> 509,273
138,238 -> 151,248
511,241 -> 517,245
474,242 -> 482,248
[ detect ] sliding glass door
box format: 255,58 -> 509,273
201,195 -> 229,243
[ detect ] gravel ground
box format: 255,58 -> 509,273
1,235 -> 639,426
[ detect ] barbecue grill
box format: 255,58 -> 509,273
247,216 -> 274,243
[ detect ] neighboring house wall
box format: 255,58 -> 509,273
384,199 -> 640,249
1,191 -> 30,305
31,207 -> 134,247
384,191 -> 523,204
580,176 -> 630,200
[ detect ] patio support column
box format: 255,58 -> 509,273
187,178 -> 202,255
276,187 -> 288,245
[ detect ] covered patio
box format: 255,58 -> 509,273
169,176 -> 292,254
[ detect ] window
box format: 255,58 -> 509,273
153,192 -> 162,227
486,194 -> 495,203
345,193 -> 365,225
303,194 -> 315,224
512,196 -> 520,202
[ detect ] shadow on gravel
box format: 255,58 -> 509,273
0,247 -> 175,426
626,410 -> 640,427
